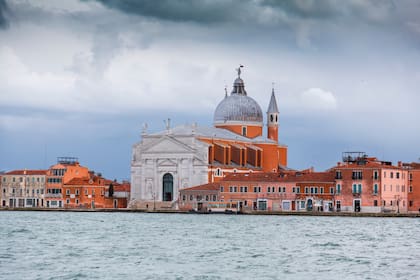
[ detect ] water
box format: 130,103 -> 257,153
1,212 -> 419,280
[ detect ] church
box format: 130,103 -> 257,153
130,68 -> 288,208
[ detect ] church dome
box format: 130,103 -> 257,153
214,71 -> 263,125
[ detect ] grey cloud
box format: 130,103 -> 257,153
94,0 -> 243,24
0,0 -> 9,29
93,0 -> 397,25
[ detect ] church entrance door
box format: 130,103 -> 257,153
163,173 -> 173,201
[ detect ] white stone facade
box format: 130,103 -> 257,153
131,130 -> 209,203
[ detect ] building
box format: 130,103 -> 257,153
404,162 -> 420,212
63,176 -> 130,209
1,169 -> 47,208
332,152 -> 408,213
179,169 -> 336,213
131,69 -> 287,209
45,157 -> 90,208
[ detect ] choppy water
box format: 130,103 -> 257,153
1,212 -> 419,280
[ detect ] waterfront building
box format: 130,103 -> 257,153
179,169 -> 336,212
404,162 -> 420,212
45,157 -> 90,208
130,69 -> 287,209
63,175 -> 130,209
1,169 -> 47,208
332,152 -> 408,213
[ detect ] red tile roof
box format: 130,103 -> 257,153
5,170 -> 48,175
222,171 -> 335,183
181,183 -> 220,192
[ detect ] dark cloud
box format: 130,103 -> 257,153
94,0 -> 242,24
93,0 -> 397,25
0,0 -> 9,29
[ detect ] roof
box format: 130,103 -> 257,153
222,171 -> 335,183
5,170 -> 48,175
181,183 -> 220,192
65,176 -> 104,186
332,161 -> 402,170
149,124 -> 281,145
267,89 -> 279,113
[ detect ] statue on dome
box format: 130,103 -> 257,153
237,65 -> 244,78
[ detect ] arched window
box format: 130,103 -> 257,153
162,173 -> 173,201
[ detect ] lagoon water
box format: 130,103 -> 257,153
1,212 -> 420,280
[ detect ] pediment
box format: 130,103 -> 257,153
142,136 -> 194,154
158,158 -> 177,167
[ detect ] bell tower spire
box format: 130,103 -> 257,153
267,85 -> 279,142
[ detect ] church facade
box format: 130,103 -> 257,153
130,69 -> 288,208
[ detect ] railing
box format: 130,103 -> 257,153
44,193 -> 62,198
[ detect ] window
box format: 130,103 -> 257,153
409,186 -> 413,193
396,172 -> 400,179
330,187 -> 334,194
234,186 -> 237,192
214,168 -> 222,177
310,187 -> 315,194
205,195 -> 209,201
85,189 -> 88,195
76,189 -> 80,195
384,171 -> 386,178
383,200 -> 386,206
13,177 -> 15,182
182,195 -> 186,201
390,172 -> 394,179
272,187 -> 275,193
352,171 -> 363,180
220,186 -> 224,192
320,187 -> 324,194
267,187 -> 271,193
296,187 -> 300,194
292,187 -> 295,193
402,185 -> 405,192
242,126 -> 247,136
336,184 -> 341,194
352,184 -> 357,193
212,195 -> 217,201
66,199 -> 70,204
410,201 -> 413,207
19,177 -> 23,183
305,187 -> 309,194
373,184 -> 378,194
283,187 -> 286,193
279,186 -> 282,193
373,170 -> 379,180
373,200 -> 378,207
229,186 -> 233,192
76,199 -> 79,204
335,170 -> 342,179
396,185 -> 400,192
409,173 -> 413,180
244,187 -> 248,193
189,195 -> 193,201
390,200 -> 393,206
66,189 -> 70,195
358,184 -> 362,193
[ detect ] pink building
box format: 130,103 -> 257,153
332,152 -> 408,213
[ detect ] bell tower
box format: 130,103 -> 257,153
267,87 -> 279,142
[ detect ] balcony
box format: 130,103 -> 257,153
44,193 -> 62,198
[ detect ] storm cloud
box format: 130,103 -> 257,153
0,0 -> 9,29
1,0 -> 420,180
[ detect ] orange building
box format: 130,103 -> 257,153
63,173 -> 130,209
179,169 -> 336,213
405,162 -> 420,212
45,157 -> 90,208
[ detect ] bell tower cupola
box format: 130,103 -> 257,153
267,87 -> 279,142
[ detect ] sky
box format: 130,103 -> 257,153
1,0 -> 420,181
